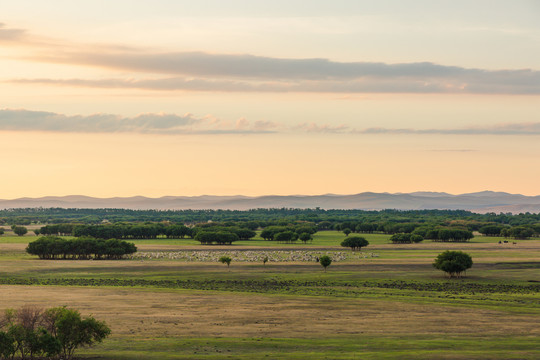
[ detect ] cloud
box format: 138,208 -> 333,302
428,149 -> 478,152
294,123 -> 350,133
9,66 -> 540,94
0,108 -> 539,136
3,23 -> 540,94
0,23 -> 27,42
0,109 -> 277,135
356,123 -> 540,135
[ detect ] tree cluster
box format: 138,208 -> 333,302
412,226 -> 473,242
36,224 -> 76,236
389,233 -> 424,244
260,224 -> 317,243
0,305 -> 110,360
191,224 -> 256,240
478,224 -> 539,239
26,236 -> 137,260
194,231 -> 239,245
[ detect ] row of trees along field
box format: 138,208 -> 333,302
2,208 -> 540,226
26,237 -> 137,260
12,221 -> 540,243
1,209 -> 538,242
35,222 -> 319,244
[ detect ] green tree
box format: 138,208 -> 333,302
219,256 -> 232,271
509,226 -> 534,240
343,228 -> 352,236
298,232 -> 313,244
44,307 -> 110,360
433,250 -> 473,278
341,236 -> 369,251
0,227 -> 4,236
13,226 -> 28,237
274,231 -> 298,244
263,256 -> 268,266
319,255 -> 332,272
0,331 -> 16,359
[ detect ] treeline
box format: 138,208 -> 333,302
26,236 -> 137,260
38,223 -> 193,239
2,207 -> 540,227
32,221 -> 539,242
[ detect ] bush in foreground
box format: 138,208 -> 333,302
0,305 -> 110,360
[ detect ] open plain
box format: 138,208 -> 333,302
1,232 -> 539,359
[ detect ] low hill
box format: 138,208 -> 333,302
0,191 -> 539,213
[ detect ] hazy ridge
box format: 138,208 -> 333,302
1,191 -> 539,213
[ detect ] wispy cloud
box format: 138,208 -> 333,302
1,108 -> 539,136
10,59 -> 540,94
0,109 -> 278,135
356,123 -> 540,135
294,123 -> 350,133
0,23 -> 26,41
2,23 -> 539,95
428,149 -> 478,152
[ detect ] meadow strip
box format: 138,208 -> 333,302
1,277 -> 538,295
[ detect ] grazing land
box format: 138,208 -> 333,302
0,230 -> 539,359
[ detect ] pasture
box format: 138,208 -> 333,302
0,231 -> 539,359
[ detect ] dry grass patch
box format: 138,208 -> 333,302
0,285 -> 537,340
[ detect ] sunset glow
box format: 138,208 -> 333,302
1,1 -> 539,197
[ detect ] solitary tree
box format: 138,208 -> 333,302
341,236 -> 369,251
219,256 -> 232,271
343,228 -> 352,236
13,226 -> 28,237
319,255 -> 332,272
433,250 -> 473,278
263,256 -> 268,266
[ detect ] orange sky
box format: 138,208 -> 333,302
1,1 -> 539,198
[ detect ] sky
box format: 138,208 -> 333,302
1,0 -> 539,198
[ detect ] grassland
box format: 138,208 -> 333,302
0,231 -> 539,359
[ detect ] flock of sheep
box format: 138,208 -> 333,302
129,250 -> 379,262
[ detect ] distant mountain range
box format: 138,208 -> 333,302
0,191 -> 539,213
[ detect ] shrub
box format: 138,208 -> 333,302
433,250 -> 473,278
319,255 -> 332,272
219,256 -> 232,270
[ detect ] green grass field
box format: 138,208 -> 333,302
0,232 -> 539,359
